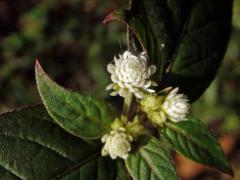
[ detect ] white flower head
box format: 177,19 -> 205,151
101,127 -> 133,160
140,87 -> 190,125
162,87 -> 189,122
106,51 -> 157,99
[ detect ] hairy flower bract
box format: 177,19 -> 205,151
106,51 -> 157,99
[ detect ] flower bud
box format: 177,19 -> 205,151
101,128 -> 133,160
140,87 -> 190,125
126,116 -> 144,137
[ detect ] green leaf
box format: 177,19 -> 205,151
125,137 -> 178,180
164,0 -> 233,101
105,0 -> 233,101
0,105 -> 125,179
57,158 -> 127,180
35,61 -> 115,139
0,167 -> 17,180
162,117 -> 233,175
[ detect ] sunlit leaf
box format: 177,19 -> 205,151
162,117 -> 233,175
126,137 -> 178,180
35,61 -> 115,139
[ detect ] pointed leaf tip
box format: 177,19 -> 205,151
35,59 -> 41,68
35,60 -> 115,139
35,60 -> 43,74
103,10 -> 127,24
103,13 -> 113,24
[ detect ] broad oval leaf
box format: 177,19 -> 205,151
125,137 -> 178,180
0,105 -> 125,179
164,0 -> 233,101
105,0 -> 233,101
162,117 -> 233,175
35,61 -> 115,139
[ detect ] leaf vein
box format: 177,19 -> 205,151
0,134 -> 72,162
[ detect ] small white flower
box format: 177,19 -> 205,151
140,87 -> 190,125
106,51 -> 157,99
162,87 -> 189,122
101,127 -> 133,160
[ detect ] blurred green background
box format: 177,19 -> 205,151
0,0 -> 239,179
0,0 -> 127,111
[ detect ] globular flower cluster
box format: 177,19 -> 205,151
102,50 -> 190,160
101,127 -> 133,160
106,51 -> 157,99
141,87 -> 189,124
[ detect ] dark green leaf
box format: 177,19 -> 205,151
0,105 -> 124,179
162,117 -> 233,175
0,167 -> 17,180
35,61 -> 115,139
164,0 -> 233,101
125,137 -> 178,180
105,0 -> 233,101
58,158 -> 127,180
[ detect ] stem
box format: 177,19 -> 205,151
122,93 -> 133,122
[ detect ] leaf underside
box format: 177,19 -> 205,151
162,117 -> 233,175
0,105 -> 126,180
125,138 -> 178,180
35,61 -> 115,139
